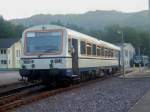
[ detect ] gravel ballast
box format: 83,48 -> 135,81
15,76 -> 150,112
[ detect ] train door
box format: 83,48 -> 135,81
72,38 -> 79,75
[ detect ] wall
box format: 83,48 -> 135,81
0,49 -> 8,68
3,40 -> 22,69
120,44 -> 135,68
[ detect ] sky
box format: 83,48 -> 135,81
0,0 -> 148,20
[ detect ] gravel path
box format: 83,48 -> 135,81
14,76 -> 150,112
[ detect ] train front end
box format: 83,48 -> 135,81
19,25 -> 68,85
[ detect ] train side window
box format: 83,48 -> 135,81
92,44 -> 96,56
68,38 -> 72,53
80,41 -> 86,55
108,49 -> 110,57
105,48 -> 108,57
107,49 -> 109,57
108,49 -> 111,58
97,46 -> 100,56
111,49 -> 114,57
107,48 -> 109,57
115,50 -> 119,58
87,43 -> 92,56
101,47 -> 104,57
114,50 -> 116,58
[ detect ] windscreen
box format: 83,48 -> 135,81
26,31 -> 62,54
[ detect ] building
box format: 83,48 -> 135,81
0,38 -> 22,69
116,43 -> 135,68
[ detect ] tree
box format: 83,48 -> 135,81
0,16 -> 25,39
103,25 -> 122,43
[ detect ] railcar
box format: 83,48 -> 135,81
19,25 -> 121,86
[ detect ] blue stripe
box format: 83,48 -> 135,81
21,57 -> 117,60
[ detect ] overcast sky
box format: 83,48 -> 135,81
0,0 -> 148,20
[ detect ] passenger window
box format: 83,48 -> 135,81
86,43 -> 92,56
115,51 -> 119,58
80,41 -> 86,55
105,48 -> 108,57
108,49 -> 110,57
68,38 -> 72,53
92,44 -> 96,56
108,49 -> 111,58
111,49 -> 114,57
97,46 -> 101,56
101,47 -> 104,57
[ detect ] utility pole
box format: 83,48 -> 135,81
149,0 -> 150,52
118,31 -> 125,79
148,0 -> 150,67
121,32 -> 125,79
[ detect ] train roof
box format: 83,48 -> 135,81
24,25 -> 120,51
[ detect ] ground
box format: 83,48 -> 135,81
13,69 -> 150,112
0,71 -> 20,86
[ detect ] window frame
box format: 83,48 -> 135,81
86,42 -> 92,56
92,44 -> 96,56
96,46 -> 101,57
80,41 -> 86,55
68,38 -> 72,54
101,47 -> 105,57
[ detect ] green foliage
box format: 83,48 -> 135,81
0,16 -> 25,39
103,25 -> 122,43
102,25 -> 149,55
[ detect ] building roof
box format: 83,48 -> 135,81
0,38 -> 20,48
115,43 -> 135,49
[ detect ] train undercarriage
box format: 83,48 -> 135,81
19,67 -> 119,87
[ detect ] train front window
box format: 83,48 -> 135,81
26,32 -> 62,54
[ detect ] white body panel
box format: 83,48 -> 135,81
66,58 -> 118,69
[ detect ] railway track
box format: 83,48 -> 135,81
0,82 -> 41,97
0,83 -> 44,112
0,72 -> 122,112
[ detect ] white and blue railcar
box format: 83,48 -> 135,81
19,25 -> 121,85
